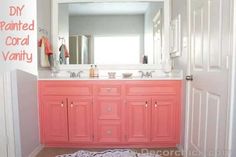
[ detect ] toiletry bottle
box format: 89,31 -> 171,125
94,65 -> 99,77
89,65 -> 94,78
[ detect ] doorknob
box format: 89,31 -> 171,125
186,75 -> 193,81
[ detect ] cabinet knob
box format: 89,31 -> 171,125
155,102 -> 158,108
145,101 -> 148,108
106,130 -> 112,135
61,101 -> 64,107
106,88 -> 112,92
71,102 -> 74,108
107,106 -> 112,112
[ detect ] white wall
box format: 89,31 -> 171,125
69,15 -> 144,55
170,0 -> 188,150
37,0 -> 51,40
37,0 -> 52,74
144,2 -> 164,64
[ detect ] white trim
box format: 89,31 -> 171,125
58,64 -> 163,70
0,75 -> 8,157
228,0 -> 236,156
28,145 -> 43,157
176,144 -> 184,156
184,0 -> 192,156
58,0 -> 164,3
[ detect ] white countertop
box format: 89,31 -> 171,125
38,70 -> 183,81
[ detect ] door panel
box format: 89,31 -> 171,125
193,6 -> 204,70
68,97 -> 92,143
43,96 -> 68,143
188,0 -> 231,156
209,0 -> 222,70
126,98 -> 151,143
151,97 -> 178,143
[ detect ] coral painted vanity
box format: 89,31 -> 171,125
38,79 -> 181,148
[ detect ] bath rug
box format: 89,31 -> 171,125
56,149 -> 161,157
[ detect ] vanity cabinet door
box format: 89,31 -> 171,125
42,96 -> 68,143
126,97 -> 151,143
151,96 -> 179,144
68,97 -> 93,143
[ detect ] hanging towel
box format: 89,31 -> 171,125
59,44 -> 70,64
38,36 -> 53,67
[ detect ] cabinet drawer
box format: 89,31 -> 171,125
95,85 -> 121,96
39,81 -> 92,96
96,122 -> 121,143
126,81 -> 180,96
95,98 -> 122,120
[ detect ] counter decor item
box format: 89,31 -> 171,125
50,60 -> 60,77
122,73 -> 133,78
108,72 -> 116,79
89,65 -> 94,78
162,59 -> 172,74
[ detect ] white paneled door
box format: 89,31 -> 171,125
187,0 -> 231,156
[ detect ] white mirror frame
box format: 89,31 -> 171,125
51,0 -> 170,69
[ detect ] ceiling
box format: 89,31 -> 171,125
68,2 -> 154,15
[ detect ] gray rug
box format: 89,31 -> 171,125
56,149 -> 161,157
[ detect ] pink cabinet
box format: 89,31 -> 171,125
41,96 -> 68,143
38,80 -> 181,147
68,97 -> 93,143
151,97 -> 179,144
126,98 -> 151,143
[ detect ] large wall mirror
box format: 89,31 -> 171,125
52,0 -> 169,65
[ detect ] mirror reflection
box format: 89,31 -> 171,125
58,2 -> 164,65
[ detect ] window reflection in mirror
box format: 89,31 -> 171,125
58,2 -> 164,65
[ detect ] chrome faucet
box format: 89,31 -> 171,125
138,71 -> 155,78
77,71 -> 83,78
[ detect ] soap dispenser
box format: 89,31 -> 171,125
94,65 -> 99,77
89,65 -> 94,78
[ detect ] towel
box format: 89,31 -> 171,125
59,44 -> 70,64
38,36 -> 53,67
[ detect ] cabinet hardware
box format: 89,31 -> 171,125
61,101 -> 64,107
145,101 -> 148,108
107,106 -> 112,112
106,88 -> 112,92
71,102 -> 74,108
155,102 -> 158,108
106,130 -> 112,135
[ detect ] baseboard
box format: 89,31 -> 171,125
176,144 -> 184,157
28,145 -> 43,157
